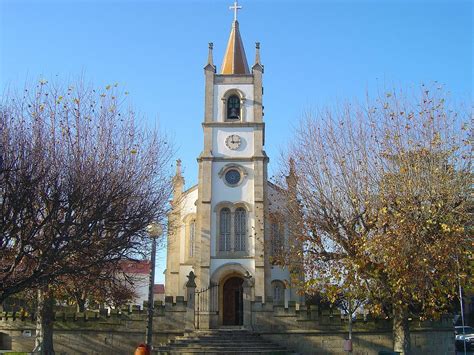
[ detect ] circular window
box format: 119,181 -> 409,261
224,169 -> 241,186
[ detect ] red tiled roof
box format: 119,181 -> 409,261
153,284 -> 165,294
119,260 -> 151,275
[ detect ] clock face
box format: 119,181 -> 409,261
225,134 -> 241,150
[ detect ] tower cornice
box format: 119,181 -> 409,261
214,75 -> 253,84
196,155 -> 269,163
202,122 -> 264,128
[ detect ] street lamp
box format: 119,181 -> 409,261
145,222 -> 163,351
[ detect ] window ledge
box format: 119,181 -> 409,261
212,253 -> 253,259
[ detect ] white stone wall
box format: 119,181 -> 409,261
210,162 -> 256,257
178,187 -> 198,265
212,127 -> 254,158
129,273 -> 149,306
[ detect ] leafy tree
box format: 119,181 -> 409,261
0,79 -> 172,353
280,85 -> 471,354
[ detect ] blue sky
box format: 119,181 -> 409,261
1,0 -> 472,284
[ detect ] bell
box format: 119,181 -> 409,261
230,107 -> 239,119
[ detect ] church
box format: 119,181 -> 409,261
164,3 -> 301,328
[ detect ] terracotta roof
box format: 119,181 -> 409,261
221,21 -> 249,75
153,284 -> 165,294
120,260 -> 150,275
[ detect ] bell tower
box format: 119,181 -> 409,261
194,2 -> 268,304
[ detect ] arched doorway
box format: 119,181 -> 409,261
222,276 -> 243,325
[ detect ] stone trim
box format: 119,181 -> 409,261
210,262 -> 252,284
214,75 -> 254,84
211,255 -> 255,259
217,163 -> 248,187
221,88 -> 247,123
202,122 -> 264,128
197,156 -> 269,163
213,200 -> 253,212
182,184 -> 198,196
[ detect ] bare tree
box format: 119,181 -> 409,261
0,79 -> 173,353
280,85 -> 472,354
55,263 -> 139,312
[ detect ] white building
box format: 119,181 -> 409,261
164,7 -> 301,328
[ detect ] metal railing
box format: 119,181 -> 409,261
194,282 -> 218,329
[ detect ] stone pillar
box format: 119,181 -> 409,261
185,271 -> 197,332
243,271 -> 254,328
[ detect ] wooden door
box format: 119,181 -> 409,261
222,277 -> 243,325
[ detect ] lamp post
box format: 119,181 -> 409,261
145,222 -> 163,351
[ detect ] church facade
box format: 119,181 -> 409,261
164,9 -> 300,328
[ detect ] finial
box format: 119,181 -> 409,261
207,42 -> 214,66
176,159 -> 182,177
286,158 -> 297,190
255,42 -> 261,64
289,158 -> 295,175
186,271 -> 197,288
172,159 -> 185,202
229,1 -> 242,22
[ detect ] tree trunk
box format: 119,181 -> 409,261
77,298 -> 86,313
346,299 -> 355,354
348,313 -> 353,354
34,287 -> 55,355
393,307 -> 410,355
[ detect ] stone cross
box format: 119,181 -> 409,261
229,1 -> 242,22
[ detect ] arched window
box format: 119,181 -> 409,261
227,95 -> 240,120
272,280 -> 285,304
189,220 -> 196,257
234,208 -> 246,251
219,208 -> 231,251
271,222 -> 284,257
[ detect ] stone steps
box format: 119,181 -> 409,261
154,329 -> 294,355
155,351 -> 289,355
166,344 -> 283,349
171,340 -> 278,345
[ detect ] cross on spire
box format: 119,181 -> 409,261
229,1 -> 242,22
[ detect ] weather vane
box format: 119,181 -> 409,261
229,1 -> 242,22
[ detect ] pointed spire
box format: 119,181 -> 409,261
175,159 -> 182,177
207,43 -> 214,66
221,20 -> 250,74
254,42 -> 261,65
205,42 -> 216,72
252,42 -> 263,73
286,158 -> 298,192
172,159 -> 185,202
